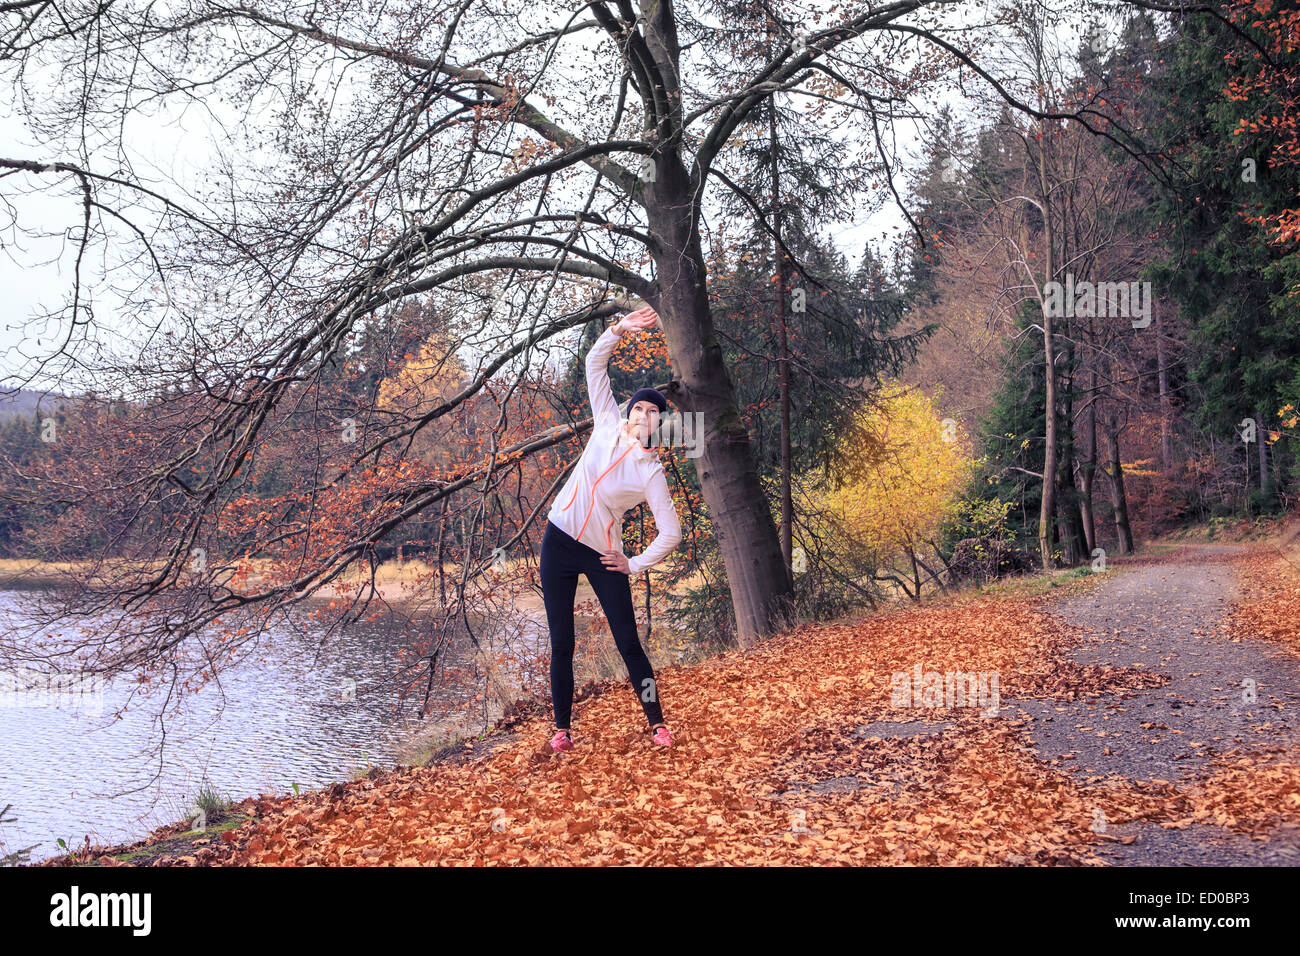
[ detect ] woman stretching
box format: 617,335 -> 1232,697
541,305 -> 683,752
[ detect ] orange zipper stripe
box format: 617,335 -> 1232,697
574,441 -> 638,544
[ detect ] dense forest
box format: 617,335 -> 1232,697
0,2 -> 1295,665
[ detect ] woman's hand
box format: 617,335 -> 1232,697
616,305 -> 658,336
600,551 -> 630,574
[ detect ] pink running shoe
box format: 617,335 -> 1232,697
652,724 -> 674,747
550,729 -> 573,753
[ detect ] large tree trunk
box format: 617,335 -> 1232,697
639,2 -> 794,647
1058,470 -> 1087,564
1106,413 -> 1134,555
769,69 -> 794,582
1078,369 -> 1098,553
1039,321 -> 1058,569
1036,131 -> 1058,570
1057,355 -> 1086,565
648,166 -> 794,646
1077,469 -> 1096,553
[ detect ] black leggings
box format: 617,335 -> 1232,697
540,519 -> 665,729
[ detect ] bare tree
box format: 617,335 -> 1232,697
0,0 -> 1218,744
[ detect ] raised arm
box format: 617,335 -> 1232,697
585,322 -> 624,430
627,468 -> 683,575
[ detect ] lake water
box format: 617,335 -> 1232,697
0,587 -> 546,865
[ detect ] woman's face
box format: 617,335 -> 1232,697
627,400 -> 661,444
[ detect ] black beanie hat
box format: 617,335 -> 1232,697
626,387 -> 668,414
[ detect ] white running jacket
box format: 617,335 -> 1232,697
547,325 -> 682,574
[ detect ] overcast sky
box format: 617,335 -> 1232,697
0,2 -> 1114,394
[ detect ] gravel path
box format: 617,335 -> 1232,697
1001,544 -> 1300,865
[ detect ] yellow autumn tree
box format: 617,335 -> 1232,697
374,328 -> 472,471
820,384 -> 972,601
377,329 -> 466,416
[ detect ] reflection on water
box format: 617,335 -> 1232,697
0,588 -> 542,865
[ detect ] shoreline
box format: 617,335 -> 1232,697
0,556 -> 702,610
8,538 -> 1158,867
3,557 -> 694,868
16,558 -> 1127,868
